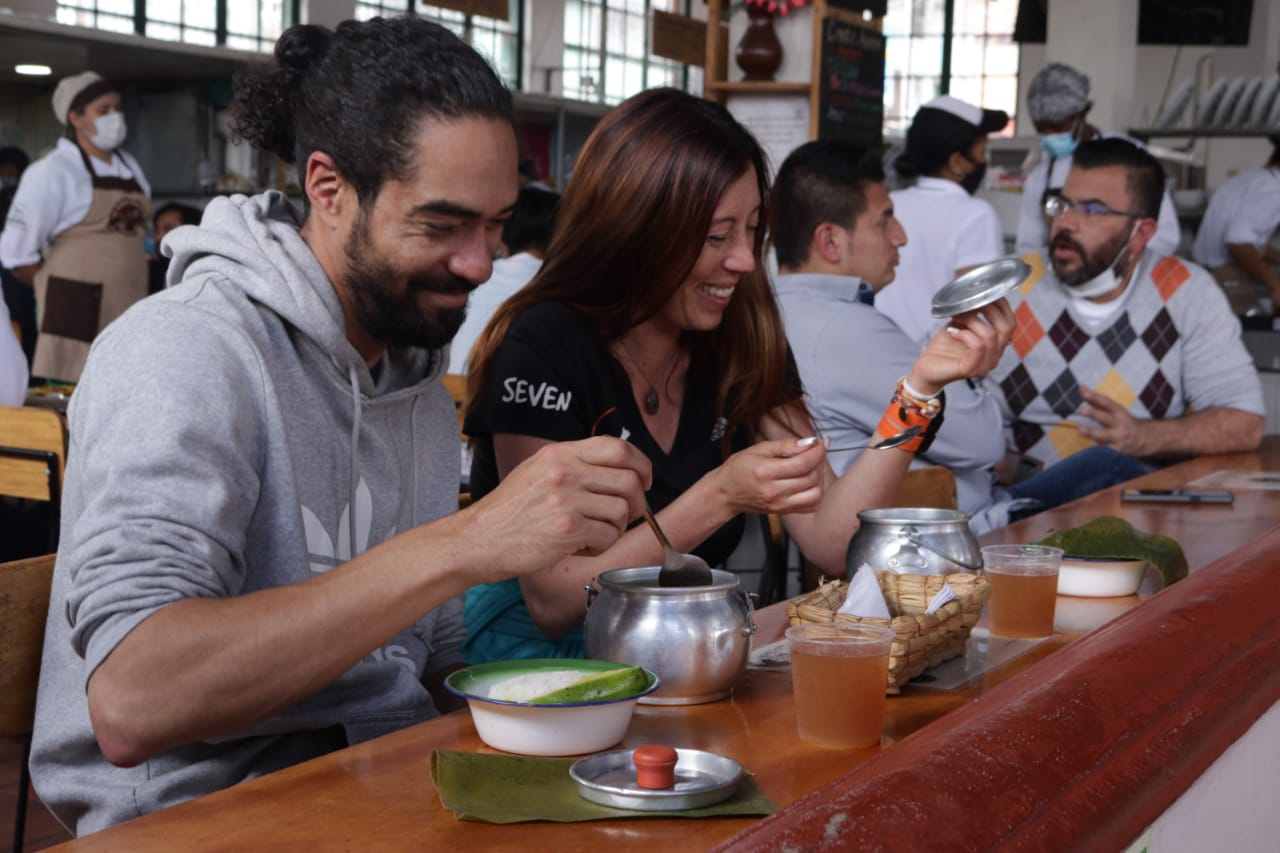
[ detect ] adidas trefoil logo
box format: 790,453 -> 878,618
301,477 -> 397,574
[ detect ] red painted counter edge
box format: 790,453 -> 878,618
714,526 -> 1280,852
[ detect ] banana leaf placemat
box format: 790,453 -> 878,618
431,749 -> 777,823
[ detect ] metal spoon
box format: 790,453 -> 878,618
826,424 -> 924,454
643,500 -> 714,587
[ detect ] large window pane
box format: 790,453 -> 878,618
356,2 -> 411,19
416,1 -> 520,88
565,0 -> 694,105
883,0 -> 1019,136
58,1 -> 288,51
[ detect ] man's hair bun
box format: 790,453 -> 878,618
274,24 -> 332,73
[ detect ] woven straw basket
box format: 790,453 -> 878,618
786,572 -> 990,695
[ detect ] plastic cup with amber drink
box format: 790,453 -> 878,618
980,544 -> 1064,638
785,622 -> 894,749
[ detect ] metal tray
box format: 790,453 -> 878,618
931,256 -> 1031,318
569,747 -> 742,811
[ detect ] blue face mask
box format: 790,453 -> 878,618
1039,132 -> 1079,158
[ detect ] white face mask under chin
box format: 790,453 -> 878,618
1064,224 -> 1137,300
89,112 -> 127,151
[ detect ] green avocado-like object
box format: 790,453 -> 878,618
528,665 -> 650,704
1037,515 -> 1189,587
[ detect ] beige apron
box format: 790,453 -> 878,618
32,146 -> 149,383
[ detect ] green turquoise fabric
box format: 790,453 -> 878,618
430,749 -> 777,824
462,578 -> 585,664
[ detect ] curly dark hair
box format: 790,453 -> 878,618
229,16 -> 512,210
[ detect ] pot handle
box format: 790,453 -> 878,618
584,583 -> 598,609
741,591 -> 759,637
903,531 -> 984,572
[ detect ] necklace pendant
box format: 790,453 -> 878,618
644,388 -> 660,415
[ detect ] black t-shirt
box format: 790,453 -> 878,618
464,301 -> 748,567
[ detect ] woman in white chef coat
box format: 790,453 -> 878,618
875,95 -> 1007,344
0,71 -> 150,383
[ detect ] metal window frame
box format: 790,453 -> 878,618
60,0 -> 303,51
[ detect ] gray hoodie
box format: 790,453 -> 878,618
30,191 -> 466,835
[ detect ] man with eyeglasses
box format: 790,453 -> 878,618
987,138 -> 1263,480
1015,63 -> 1181,258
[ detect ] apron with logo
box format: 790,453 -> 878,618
32,146 -> 149,383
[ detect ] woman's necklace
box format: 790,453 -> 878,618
616,338 -> 681,416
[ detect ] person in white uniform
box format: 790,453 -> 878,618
448,185 -> 558,374
1015,63 -> 1180,258
1191,137 -> 1280,305
0,71 -> 151,383
876,95 -> 1008,344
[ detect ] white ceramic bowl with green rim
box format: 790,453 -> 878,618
444,659 -> 660,756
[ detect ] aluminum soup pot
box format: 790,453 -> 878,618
846,508 -> 983,577
583,566 -> 757,705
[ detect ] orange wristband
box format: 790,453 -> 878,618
878,384 -> 946,453
877,406 -> 933,453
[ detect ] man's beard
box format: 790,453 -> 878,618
1050,228 -> 1131,288
342,211 -> 472,352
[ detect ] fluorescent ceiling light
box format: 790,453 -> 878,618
15,64 -> 53,76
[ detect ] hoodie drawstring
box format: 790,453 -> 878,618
409,395 -> 422,521
348,365 -> 362,558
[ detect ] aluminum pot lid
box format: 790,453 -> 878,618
931,256 -> 1032,318
570,747 -> 742,811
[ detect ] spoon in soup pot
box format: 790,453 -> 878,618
643,501 -> 714,587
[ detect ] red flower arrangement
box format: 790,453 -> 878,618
745,0 -> 807,14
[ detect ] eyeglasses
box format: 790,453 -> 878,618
1044,194 -> 1143,221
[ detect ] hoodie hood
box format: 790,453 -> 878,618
164,190 -> 444,395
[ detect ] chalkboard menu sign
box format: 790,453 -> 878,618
817,18 -> 885,149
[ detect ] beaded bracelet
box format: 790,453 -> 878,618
894,377 -> 943,418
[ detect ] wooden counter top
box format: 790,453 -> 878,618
53,439 -> 1280,851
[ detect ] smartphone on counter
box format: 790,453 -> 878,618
1121,488 -> 1234,505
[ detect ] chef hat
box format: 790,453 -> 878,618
51,71 -> 114,124
1026,63 -> 1092,122
896,95 -> 1008,178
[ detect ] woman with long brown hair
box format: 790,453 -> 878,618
461,88 -> 1011,663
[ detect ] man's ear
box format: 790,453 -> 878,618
304,151 -> 351,231
1131,216 -> 1158,254
812,222 -> 844,265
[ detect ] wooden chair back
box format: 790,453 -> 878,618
891,465 -> 958,510
0,407 -> 69,553
0,407 -> 68,502
0,554 -> 55,738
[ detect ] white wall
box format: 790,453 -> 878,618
1022,0 -> 1280,190
1142,698 -> 1280,853
302,0 -> 355,28
2,0 -> 57,16
525,0 -> 566,96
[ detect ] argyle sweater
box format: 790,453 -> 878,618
986,251 -> 1263,467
